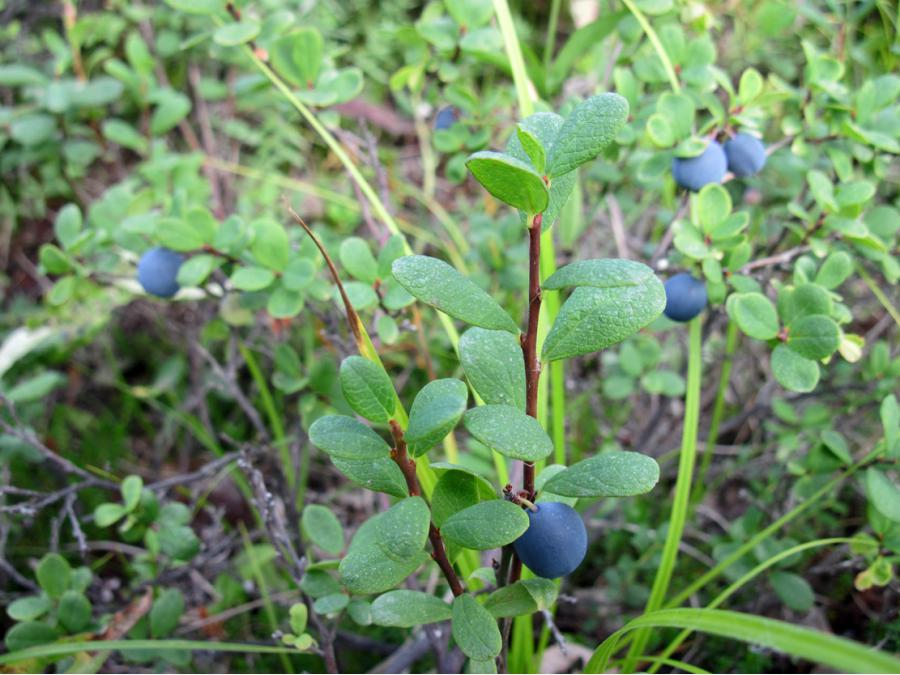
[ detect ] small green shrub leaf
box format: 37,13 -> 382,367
150,588 -> 185,638
406,379 -> 469,456
441,500 -> 529,550
542,277 -> 665,362
270,28 -> 324,87
459,328 -> 526,410
866,468 -> 900,522
375,497 -> 430,561
331,457 -> 409,498
340,237 -> 379,285
546,93 -> 629,177
432,468 -> 496,528
515,125 -> 546,174
301,504 -> 344,555
462,405 -> 553,462
392,256 -> 519,333
451,594 -> 502,660
786,315 -> 841,360
372,590 -> 452,627
339,356 -> 396,424
484,579 -> 558,618
308,415 -> 391,460
230,267 -> 276,291
3,622 -> 60,652
339,545 -> 428,595
466,151 -> 549,214
771,344 -> 819,392
36,554 -> 71,599
6,596 -> 52,622
542,451 -> 659,497
770,571 -> 815,612
728,292 -> 779,340
58,591 -> 92,633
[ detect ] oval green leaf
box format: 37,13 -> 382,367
440,500 -> 529,550
462,405 -> 553,462
542,451 -> 660,498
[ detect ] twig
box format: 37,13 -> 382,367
607,194 -> 630,259
521,213 -> 544,500
284,201 -> 365,349
740,245 -> 810,273
0,395 -> 116,489
388,421 -> 464,597
650,193 -> 690,267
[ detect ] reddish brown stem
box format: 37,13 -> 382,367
521,213 -> 543,500
389,421 -> 464,597
285,202 -> 364,347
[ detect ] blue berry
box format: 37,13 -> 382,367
724,133 -> 766,177
663,273 -> 707,322
513,501 -> 588,579
137,247 -> 183,298
434,106 -> 458,131
671,141 -> 727,191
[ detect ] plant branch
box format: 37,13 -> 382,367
521,213 -> 544,500
389,421 -> 464,597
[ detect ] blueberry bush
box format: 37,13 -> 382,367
1,0 -> 899,673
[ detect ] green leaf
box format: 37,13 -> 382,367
94,503 -> 127,527
10,114 -> 56,146
542,272 -> 666,362
446,0 -> 493,27
506,112 -> 576,230
331,457 -> 409,498
230,267 -> 276,291
406,379 -> 469,456
58,591 -> 92,633
47,276 -> 76,306
483,579 -> 558,618
213,21 -> 260,47
462,405 -> 553,462
432,469 -> 496,528
150,589 -> 184,638
339,544 -> 428,595
542,258 -> 659,291
371,590 -> 453,627
586,608 -> 900,674
465,151 -> 549,214
177,254 -> 219,287
36,554 -> 71,599
313,593 -> 349,615
267,285 -> 305,319
104,118 -> 150,153
656,92 -> 694,140
301,504 -> 344,555
375,497 -> 430,561
728,292 -> 779,340
771,345 -> 819,393
7,596 -> 52,622
738,68 -> 764,104
542,451 -> 659,498
347,600 -> 372,626
392,256 -> 518,333
769,571 -> 814,612
546,93 -> 629,178
646,114 -> 674,147
3,622 -> 60,652
784,283 -> 833,323
441,500 -> 529,550
250,218 -> 290,272
866,468 -> 900,523
150,90 -> 191,136
300,570 -> 342,598
515,125 -> 546,174
786,315 -> 840,360
162,0 -> 222,13
54,204 -> 82,250
308,415 -> 391,460
156,217 -> 205,252
814,251 -> 852,289
459,328 -> 526,410
121,475 -> 143,512
270,28 -> 323,87
695,184 -> 732,231
339,356 -> 396,424
451,594 -> 502,660
340,237 -> 378,284
289,603 -> 308,635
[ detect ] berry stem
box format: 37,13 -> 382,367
521,212 -> 544,501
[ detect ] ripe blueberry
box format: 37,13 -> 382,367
137,247 -> 183,298
512,501 -> 588,579
434,106 -> 458,131
663,272 -> 707,322
671,140 -> 727,191
724,133 -> 766,177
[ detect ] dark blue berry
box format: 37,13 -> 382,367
671,141 -> 727,191
137,247 -> 183,298
663,273 -> 707,322
513,501 -> 587,579
434,106 -> 458,131
724,133 -> 766,177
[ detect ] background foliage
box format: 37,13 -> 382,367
1,0 -> 898,672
